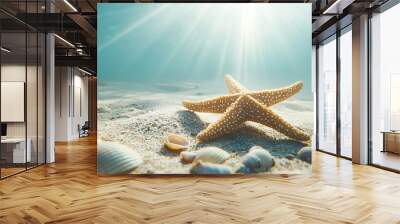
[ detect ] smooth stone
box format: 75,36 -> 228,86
297,147 -> 312,164
237,146 -> 275,173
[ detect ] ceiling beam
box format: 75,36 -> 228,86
13,13 -> 82,32
67,13 -> 97,43
55,55 -> 96,72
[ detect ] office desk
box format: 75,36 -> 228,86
1,138 -> 31,163
382,131 -> 400,154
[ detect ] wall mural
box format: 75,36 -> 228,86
98,3 -> 313,175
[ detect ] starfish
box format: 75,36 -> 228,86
182,74 -> 310,142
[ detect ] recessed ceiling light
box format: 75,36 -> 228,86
78,67 -> 93,76
63,0 -> 78,12
1,47 -> 11,53
54,34 -> 75,48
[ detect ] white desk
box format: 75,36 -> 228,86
1,138 -> 31,163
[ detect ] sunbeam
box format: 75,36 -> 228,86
98,4 -> 311,99
99,4 -> 170,52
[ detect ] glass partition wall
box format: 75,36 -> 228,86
316,27 -> 352,159
0,3 -> 46,179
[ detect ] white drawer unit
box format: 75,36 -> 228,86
1,138 -> 32,163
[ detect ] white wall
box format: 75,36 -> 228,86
1,65 -> 41,137
73,73 -> 89,137
55,66 -> 70,141
55,67 -> 89,141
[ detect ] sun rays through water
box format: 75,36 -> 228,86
98,3 -> 311,99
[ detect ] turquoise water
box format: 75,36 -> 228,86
98,3 -> 312,99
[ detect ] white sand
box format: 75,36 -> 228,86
98,84 -> 313,174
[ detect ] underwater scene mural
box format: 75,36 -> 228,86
98,3 -> 313,175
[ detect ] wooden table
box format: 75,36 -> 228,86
382,131 -> 400,154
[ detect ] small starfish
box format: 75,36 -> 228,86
182,74 -> 310,142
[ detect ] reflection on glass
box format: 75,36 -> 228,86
371,3 -> 400,171
340,29 -> 352,158
318,37 -> 337,154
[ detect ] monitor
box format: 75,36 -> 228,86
1,123 -> 7,137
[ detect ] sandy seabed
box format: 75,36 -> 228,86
98,83 -> 313,174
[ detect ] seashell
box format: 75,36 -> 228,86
190,161 -> 232,174
180,147 -> 230,164
237,146 -> 274,173
164,133 -> 189,152
97,141 -> 142,175
297,147 -> 312,164
180,151 -> 196,163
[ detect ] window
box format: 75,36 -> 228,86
317,36 -> 337,154
339,28 -> 352,158
371,3 -> 400,171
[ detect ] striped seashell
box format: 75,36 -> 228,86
190,161 -> 232,174
97,141 -> 142,175
237,146 -> 275,173
164,133 -> 189,152
180,147 -> 230,164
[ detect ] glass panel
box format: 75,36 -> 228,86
318,37 -> 337,154
1,31 -> 27,177
27,31 -> 38,169
371,4 -> 400,171
340,29 -> 352,158
0,1 -> 46,178
26,0 -> 39,169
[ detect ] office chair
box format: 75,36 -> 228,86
79,121 -> 90,138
